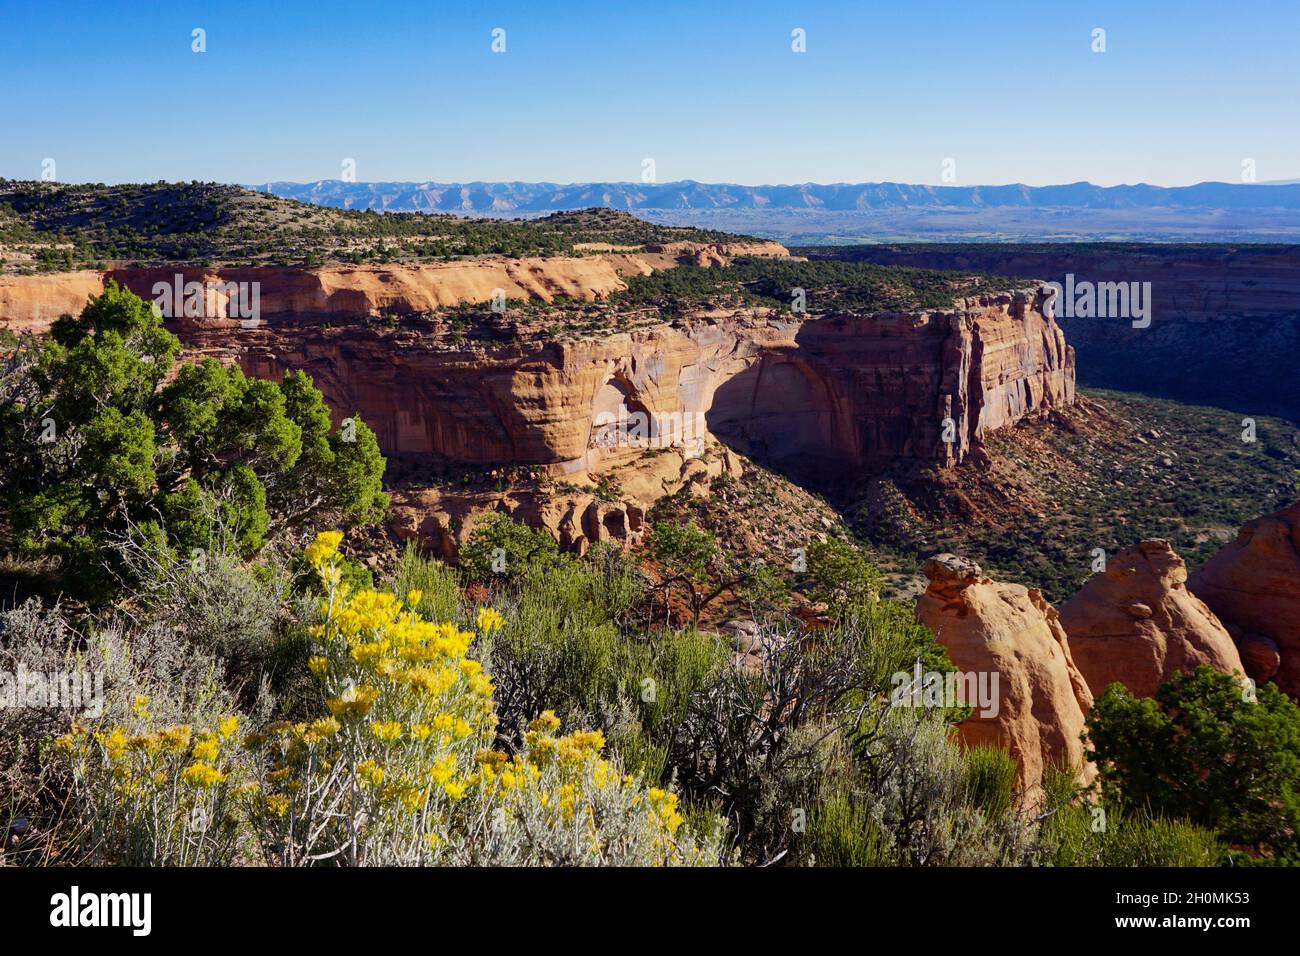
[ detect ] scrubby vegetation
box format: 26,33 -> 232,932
613,256 -> 1023,318
0,181 -> 746,273
1,289 -> 1290,868
1088,667 -> 1300,862
853,390 -> 1300,603
1,501 -> 1250,866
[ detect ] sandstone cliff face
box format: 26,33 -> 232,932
0,242 -> 789,332
1060,540 -> 1244,699
1189,501 -> 1300,698
1,254 -> 1073,561
824,245 -> 1300,424
0,258 -> 1072,479
173,288 -> 1071,481
915,554 -> 1095,802
0,271 -> 106,333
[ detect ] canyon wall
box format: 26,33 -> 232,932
809,244 -> 1300,424
0,241 -> 787,328
175,288 -> 1071,480
0,261 -> 1074,482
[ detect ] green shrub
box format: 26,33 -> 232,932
1087,666 -> 1300,858
1037,768 -> 1225,867
963,745 -> 1018,821
0,283 -> 387,600
458,513 -> 560,584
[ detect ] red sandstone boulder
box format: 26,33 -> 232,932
1239,634 -> 1282,683
1060,540 -> 1244,699
915,554 -> 1094,804
1189,501 -> 1300,699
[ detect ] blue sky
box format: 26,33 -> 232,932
3,0 -> 1297,187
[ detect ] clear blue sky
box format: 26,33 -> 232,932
3,0 -> 1297,187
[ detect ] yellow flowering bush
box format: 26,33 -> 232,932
54,706 -> 252,865
244,531 -> 722,866
53,532 -> 723,866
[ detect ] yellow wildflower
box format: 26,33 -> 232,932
158,725 -> 192,753
192,735 -> 220,763
430,755 -> 456,785
326,684 -> 379,718
442,779 -> 468,800
305,531 -> 344,566
476,606 -> 505,635
181,762 -> 227,788
529,710 -> 562,733
308,717 -> 341,738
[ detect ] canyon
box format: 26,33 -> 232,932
0,245 -> 1075,558
5,211 -> 1292,804
811,243 -> 1300,424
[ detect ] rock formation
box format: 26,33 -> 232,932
915,554 -> 1094,802
178,288 -> 1069,479
0,243 -> 787,332
1189,501 -> 1300,698
1059,540 -> 1244,698
1,251 -> 1074,559
815,244 -> 1300,424
388,441 -> 745,559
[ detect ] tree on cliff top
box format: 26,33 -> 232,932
0,281 -> 387,598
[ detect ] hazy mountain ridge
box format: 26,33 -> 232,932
257,179 -> 1300,212
255,179 -> 1300,242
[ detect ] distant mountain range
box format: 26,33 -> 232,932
250,179 -> 1300,243
257,179 -> 1300,212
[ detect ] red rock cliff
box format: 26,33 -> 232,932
0,260 -> 1072,480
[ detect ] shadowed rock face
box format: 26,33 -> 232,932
1060,540 -> 1244,699
809,244 -> 1300,424
1190,501 -> 1300,698
915,554 -> 1095,805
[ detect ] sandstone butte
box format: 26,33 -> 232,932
914,554 -> 1095,806
1189,501 -> 1300,699
0,242 -> 1075,559
914,535 -> 1271,803
1059,539 -> 1244,699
